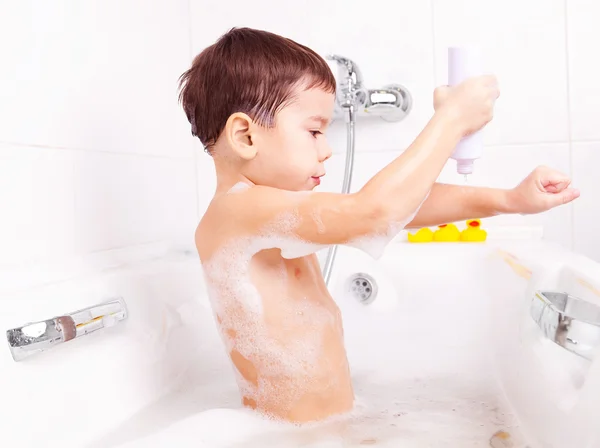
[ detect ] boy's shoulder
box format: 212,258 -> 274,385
205,183 -> 302,222
204,183 -> 284,219
195,183 -> 291,259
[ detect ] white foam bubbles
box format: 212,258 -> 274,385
348,190 -> 430,259
201,214 -> 337,414
250,208 -> 327,259
200,186 -> 431,415
311,207 -> 327,235
228,182 -> 251,193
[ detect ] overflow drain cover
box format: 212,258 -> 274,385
346,273 -> 377,305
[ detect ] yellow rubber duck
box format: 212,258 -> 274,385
407,227 -> 434,243
433,223 -> 460,242
460,219 -> 487,242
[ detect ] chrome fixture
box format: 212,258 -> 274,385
531,290 -> 600,361
322,55 -> 412,286
346,272 -> 378,305
6,297 -> 127,362
364,85 -> 413,122
327,54 -> 366,109
327,54 -> 412,123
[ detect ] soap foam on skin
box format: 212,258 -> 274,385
228,182 -> 252,193
202,187 -> 429,415
203,227 -> 333,414
279,189 -> 431,260
348,208 -> 418,259
311,208 -> 327,235
348,190 -> 431,259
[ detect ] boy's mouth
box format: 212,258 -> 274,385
311,175 -> 324,186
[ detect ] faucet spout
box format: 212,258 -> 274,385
326,54 -> 366,109
326,54 -> 364,89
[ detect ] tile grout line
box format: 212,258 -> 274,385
72,151 -> 78,258
563,0 -> 576,251
0,140 -> 194,160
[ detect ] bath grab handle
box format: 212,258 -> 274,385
6,297 -> 127,362
530,290 -> 600,360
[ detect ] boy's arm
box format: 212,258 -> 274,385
226,77 -> 498,248
229,110 -> 464,246
405,164 -> 581,229
404,183 -> 510,228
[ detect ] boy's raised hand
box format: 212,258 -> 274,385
507,166 -> 580,214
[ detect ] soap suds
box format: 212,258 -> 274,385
228,182 -> 251,193
311,208 -> 326,235
202,215 -> 336,414
201,188 -> 430,414
348,190 -> 431,259
116,375 -> 527,448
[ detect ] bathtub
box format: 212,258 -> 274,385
2,232 -> 600,447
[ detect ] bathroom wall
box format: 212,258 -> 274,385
2,0 -> 600,289
0,1 -> 198,291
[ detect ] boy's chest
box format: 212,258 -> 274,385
251,252 -> 341,323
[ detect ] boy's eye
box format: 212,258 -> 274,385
310,130 -> 322,138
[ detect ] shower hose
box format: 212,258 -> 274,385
322,104 -> 356,286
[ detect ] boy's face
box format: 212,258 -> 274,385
248,86 -> 334,191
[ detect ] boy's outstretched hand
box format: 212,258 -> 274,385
507,166 -> 580,214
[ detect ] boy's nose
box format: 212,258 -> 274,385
319,144 -> 332,163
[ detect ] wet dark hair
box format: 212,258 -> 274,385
178,27 -> 336,154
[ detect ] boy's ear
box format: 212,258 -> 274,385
224,112 -> 257,160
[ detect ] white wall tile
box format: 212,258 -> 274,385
74,152 -> 197,253
0,144 -> 76,267
567,0 -> 600,141
433,0 -> 569,146
572,143 -> 600,260
189,0 -> 435,154
0,0 -> 194,158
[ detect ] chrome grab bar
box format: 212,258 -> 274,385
6,297 -> 127,362
531,290 -> 600,361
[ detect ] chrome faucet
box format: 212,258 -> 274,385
6,297 -> 127,361
327,54 -> 364,88
531,290 -> 600,361
326,54 -> 412,122
326,54 -> 366,108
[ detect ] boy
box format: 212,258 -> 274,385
178,27 -> 579,423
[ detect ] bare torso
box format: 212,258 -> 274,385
196,199 -> 354,422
